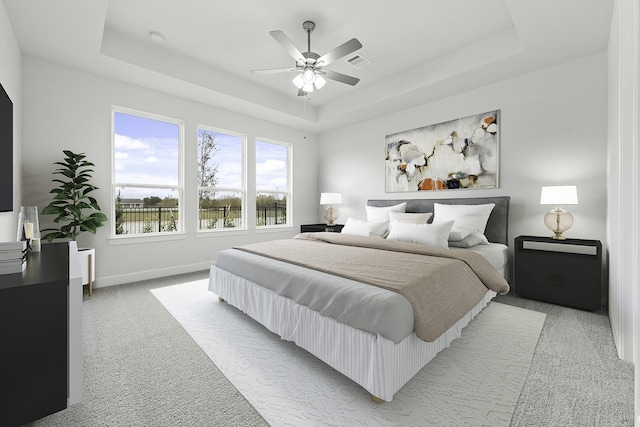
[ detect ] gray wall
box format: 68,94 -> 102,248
20,57 -> 319,287
318,53 -> 608,249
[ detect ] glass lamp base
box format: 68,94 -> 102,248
544,207 -> 574,240
323,206 -> 340,226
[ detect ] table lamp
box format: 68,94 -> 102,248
320,193 -> 342,226
540,185 -> 578,240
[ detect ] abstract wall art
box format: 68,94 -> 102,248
385,110 -> 499,192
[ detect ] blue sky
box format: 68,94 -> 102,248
114,112 -> 288,200
256,140 -> 288,193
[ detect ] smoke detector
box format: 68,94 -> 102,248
149,31 -> 165,44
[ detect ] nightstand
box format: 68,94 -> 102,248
300,223 -> 344,233
514,235 -> 603,311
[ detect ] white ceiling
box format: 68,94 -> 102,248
3,0 -> 613,133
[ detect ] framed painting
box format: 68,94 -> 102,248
385,110 -> 499,192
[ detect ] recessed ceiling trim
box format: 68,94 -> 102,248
100,28 -> 319,124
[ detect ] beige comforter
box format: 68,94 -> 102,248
234,232 -> 510,342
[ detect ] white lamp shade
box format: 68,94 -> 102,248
314,74 -> 326,89
540,186 -> 578,205
292,74 -> 304,89
320,193 -> 342,205
303,69 -> 315,84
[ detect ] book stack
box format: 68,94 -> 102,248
0,240 -> 27,275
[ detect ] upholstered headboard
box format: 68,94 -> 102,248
367,196 -> 510,245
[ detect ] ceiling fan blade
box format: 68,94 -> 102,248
322,69 -> 360,86
270,30 -> 304,62
297,89 -> 306,97
316,38 -> 362,66
251,67 -> 299,75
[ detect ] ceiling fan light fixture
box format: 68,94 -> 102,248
302,82 -> 314,93
303,68 -> 316,84
314,74 -> 326,89
292,73 -> 304,89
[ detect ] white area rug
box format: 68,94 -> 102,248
152,280 -> 545,427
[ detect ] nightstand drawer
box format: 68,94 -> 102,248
515,269 -> 600,311
516,250 -> 599,283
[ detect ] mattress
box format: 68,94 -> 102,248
214,242 -> 508,343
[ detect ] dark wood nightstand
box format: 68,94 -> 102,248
300,223 -> 344,233
514,235 -> 604,312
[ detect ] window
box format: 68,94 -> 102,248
255,139 -> 291,227
197,127 -> 246,231
112,108 -> 183,237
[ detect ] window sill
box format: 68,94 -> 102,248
255,225 -> 294,233
108,232 -> 187,246
196,228 -> 249,238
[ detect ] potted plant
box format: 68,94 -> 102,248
41,150 -> 108,295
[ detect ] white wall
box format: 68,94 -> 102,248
0,1 -> 21,241
607,0 -> 639,421
607,0 -> 636,365
318,53 -> 608,249
21,57 -> 319,287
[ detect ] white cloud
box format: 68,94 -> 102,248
257,159 -> 285,173
114,134 -> 151,150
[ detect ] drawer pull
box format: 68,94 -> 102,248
546,274 -> 565,285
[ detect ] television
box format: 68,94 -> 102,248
0,82 -> 12,212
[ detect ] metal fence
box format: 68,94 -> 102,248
199,205 -> 242,230
118,207 -> 179,235
255,202 -> 287,226
117,203 -> 287,234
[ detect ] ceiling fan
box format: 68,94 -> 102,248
251,21 -> 363,96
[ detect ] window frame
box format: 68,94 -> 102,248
196,125 -> 247,233
255,137 -> 292,230
110,106 -> 185,241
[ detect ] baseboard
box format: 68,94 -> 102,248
93,260 -> 213,288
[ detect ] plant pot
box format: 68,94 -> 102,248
78,248 -> 95,296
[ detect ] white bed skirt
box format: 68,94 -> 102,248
209,266 -> 497,402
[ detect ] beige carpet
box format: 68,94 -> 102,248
152,279 -> 546,427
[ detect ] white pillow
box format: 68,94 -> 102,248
341,217 -> 389,238
386,220 -> 454,249
448,224 -> 477,242
433,203 -> 495,239
365,202 -> 407,222
388,211 -> 432,224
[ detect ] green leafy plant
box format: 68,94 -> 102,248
41,150 -> 108,242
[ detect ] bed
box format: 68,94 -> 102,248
208,196 -> 510,402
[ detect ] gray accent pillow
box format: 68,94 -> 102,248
448,232 -> 489,248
